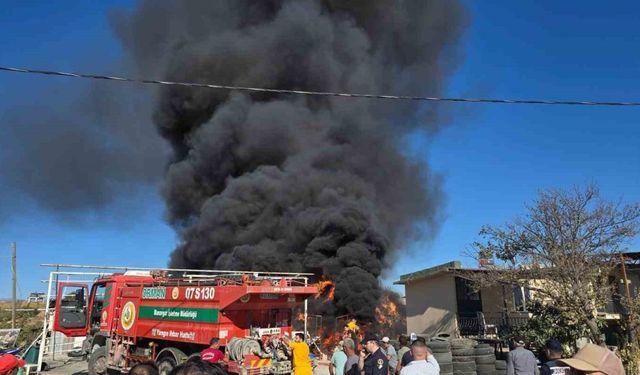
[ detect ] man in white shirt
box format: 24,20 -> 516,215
399,340 -> 439,375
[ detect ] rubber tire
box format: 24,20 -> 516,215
428,341 -> 451,349
476,344 -> 492,349
450,339 -> 476,349
433,352 -> 453,363
476,355 -> 497,364
453,371 -> 477,375
454,362 -> 477,371
495,361 -> 507,370
88,346 -> 109,375
453,356 -> 475,363
477,364 -> 496,372
440,363 -> 454,373
157,355 -> 177,375
452,349 -> 475,356
495,371 -> 507,375
474,347 -> 494,355
430,347 -> 452,354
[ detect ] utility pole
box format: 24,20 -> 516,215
11,242 -> 17,329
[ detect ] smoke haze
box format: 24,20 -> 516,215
113,0 -> 467,321
0,0 -> 466,322
0,81 -> 165,218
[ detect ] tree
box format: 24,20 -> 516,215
510,301 -> 598,354
468,184 -> 640,344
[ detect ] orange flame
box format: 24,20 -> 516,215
315,279 -> 335,300
375,294 -> 401,330
322,331 -> 342,350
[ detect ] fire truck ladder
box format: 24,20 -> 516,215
107,287 -> 137,371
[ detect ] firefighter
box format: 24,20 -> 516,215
283,333 -> 312,375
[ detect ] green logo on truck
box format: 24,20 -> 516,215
142,287 -> 166,299
139,306 -> 219,323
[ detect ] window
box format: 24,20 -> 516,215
512,286 -> 531,312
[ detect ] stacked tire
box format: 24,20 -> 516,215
474,344 -> 496,375
427,340 -> 453,375
495,360 -> 507,375
451,339 -> 477,375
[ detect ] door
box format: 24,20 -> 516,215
455,277 -> 482,336
53,282 -> 88,337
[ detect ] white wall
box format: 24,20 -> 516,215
404,274 -> 458,338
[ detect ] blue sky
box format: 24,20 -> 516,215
1,1 -> 639,298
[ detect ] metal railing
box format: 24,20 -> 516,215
457,312 -> 530,338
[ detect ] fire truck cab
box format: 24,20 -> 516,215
52,269 -> 316,375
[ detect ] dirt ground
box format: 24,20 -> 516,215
41,358 -> 330,375
43,358 -> 88,375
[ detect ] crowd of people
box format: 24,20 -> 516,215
0,333 -> 628,375
325,332 -> 627,375
505,337 -> 625,375
327,332 -> 440,375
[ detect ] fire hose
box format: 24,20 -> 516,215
226,338 -> 270,361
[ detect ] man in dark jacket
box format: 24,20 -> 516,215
540,339 -> 570,375
359,333 -> 389,375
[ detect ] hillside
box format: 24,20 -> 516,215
0,301 -> 45,348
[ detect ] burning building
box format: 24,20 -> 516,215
112,0 -> 467,326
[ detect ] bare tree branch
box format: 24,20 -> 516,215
467,184 -> 640,344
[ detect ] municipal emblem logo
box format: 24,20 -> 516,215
120,301 -> 136,330
101,310 -> 108,323
172,287 -> 179,300
240,294 -> 250,303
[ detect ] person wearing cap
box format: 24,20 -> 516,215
507,337 -> 539,375
557,343 -> 625,375
399,340 -> 439,375
0,354 -> 26,375
359,333 -> 389,375
540,339 -> 570,375
381,337 -> 398,373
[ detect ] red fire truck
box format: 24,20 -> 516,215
52,269 -> 317,375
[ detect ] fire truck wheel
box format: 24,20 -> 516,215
88,346 -> 109,375
157,355 -> 177,375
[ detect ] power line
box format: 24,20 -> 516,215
1,65 -> 640,106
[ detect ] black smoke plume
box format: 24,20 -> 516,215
0,82 -> 165,219
114,0 -> 466,322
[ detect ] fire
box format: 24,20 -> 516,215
315,279 -> 335,300
375,293 -> 402,332
322,331 -> 342,350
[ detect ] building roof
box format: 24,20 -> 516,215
394,261 -> 462,285
622,251 -> 640,261
395,251 -> 640,285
